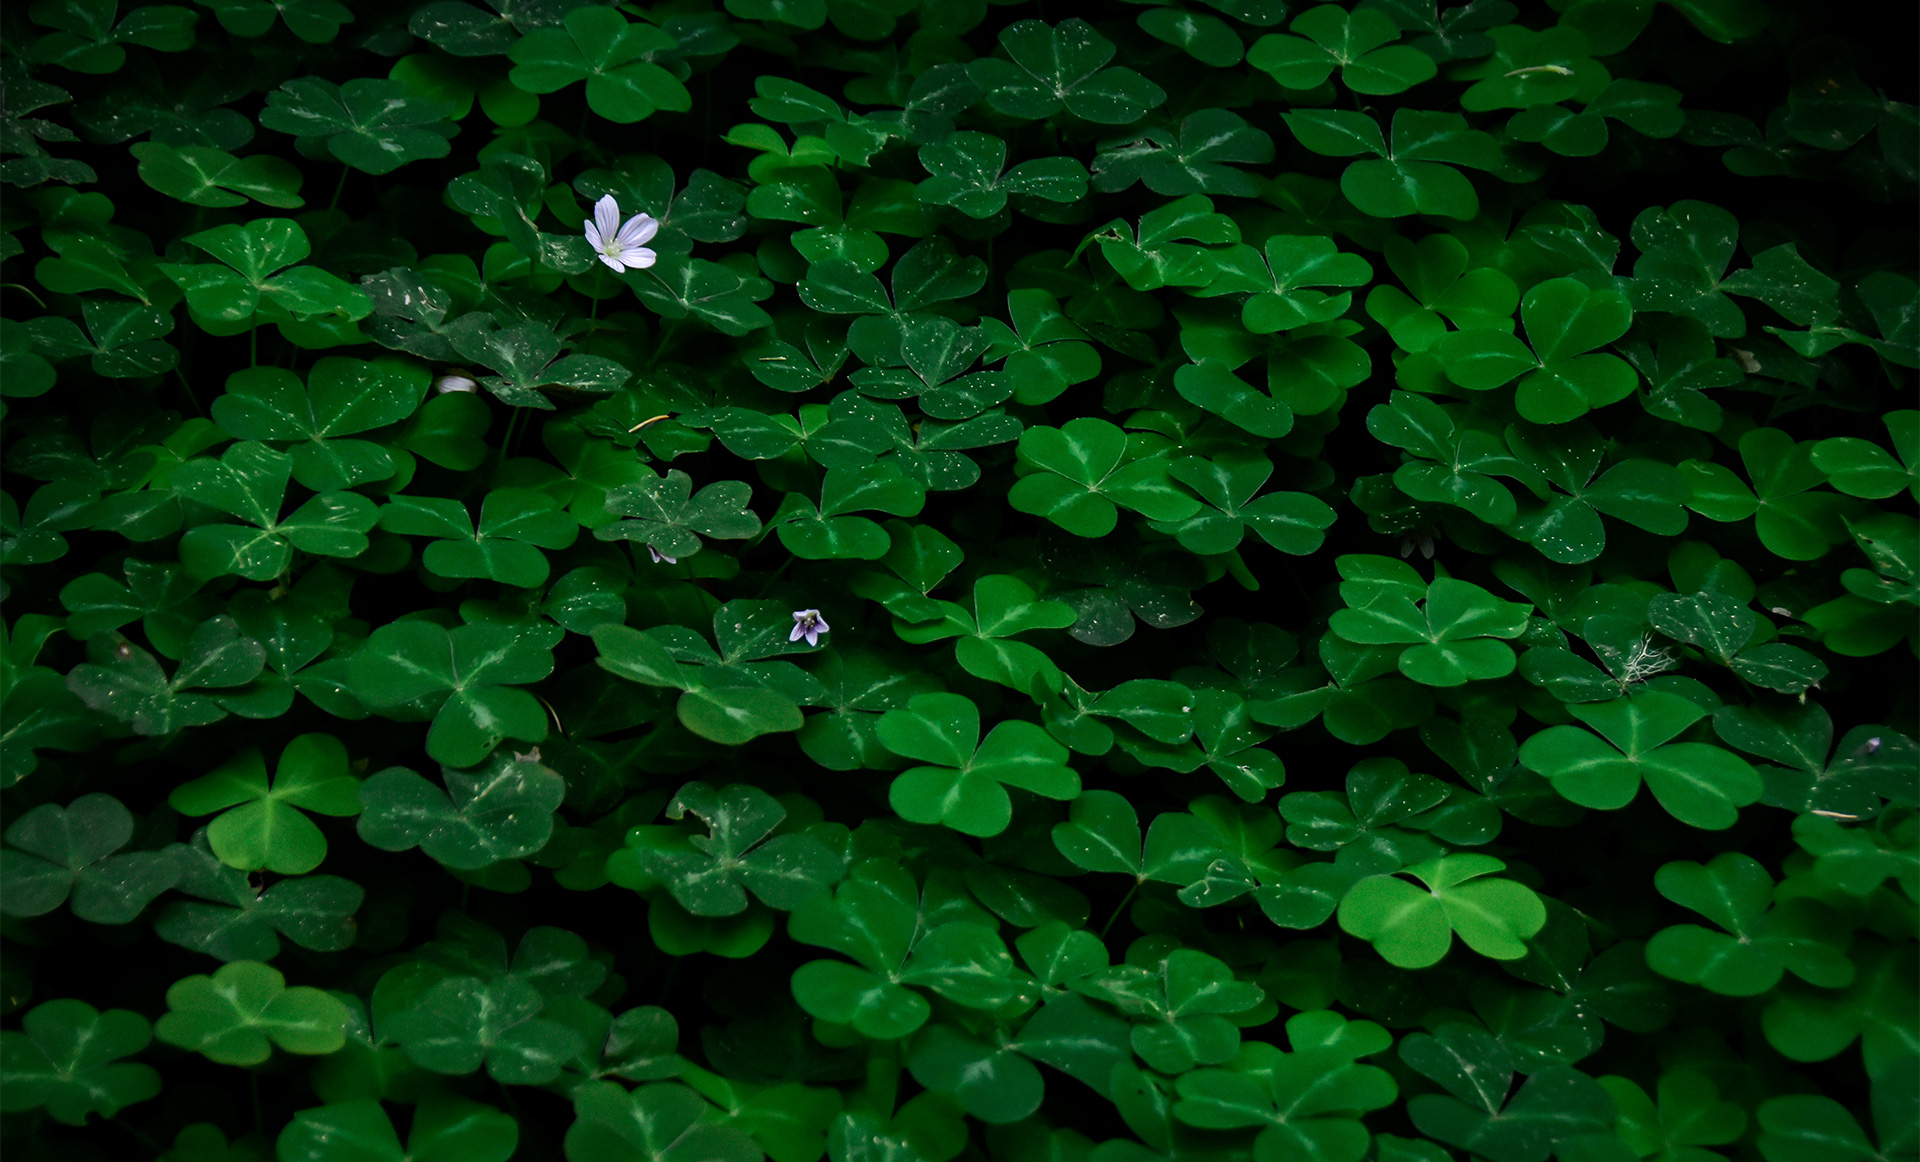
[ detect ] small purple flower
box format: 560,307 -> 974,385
647,545 -> 677,565
790,609 -> 829,647
584,194 -> 660,273
434,374 -> 478,394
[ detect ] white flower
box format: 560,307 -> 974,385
647,545 -> 677,565
434,374 -> 478,394
790,609 -> 829,647
584,194 -> 659,273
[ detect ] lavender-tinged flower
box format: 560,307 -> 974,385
790,609 -> 829,647
647,545 -> 677,565
434,374 -> 478,394
584,194 -> 660,273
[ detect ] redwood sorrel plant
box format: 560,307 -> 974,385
1,0 -> 1915,1159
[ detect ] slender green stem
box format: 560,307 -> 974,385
497,405 -> 525,472
109,1115 -> 162,1152
495,1074 -> 524,1120
650,317 -> 680,366
173,366 -> 202,416
1099,879 -> 1143,940
752,553 -> 794,597
328,164 -> 349,213
1,282 -> 47,309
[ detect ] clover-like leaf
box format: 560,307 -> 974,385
65,618 -> 269,735
1283,108 -> 1502,220
385,975 -> 586,1085
1757,1072 -> 1917,1162
591,619 -> 808,747
1407,1051 -> 1614,1162
154,830 -> 363,962
26,297 -> 180,378
1437,278 -> 1638,424
259,78 -> 457,175
170,441 -> 379,579
1502,420 -> 1690,564
598,469 -> 761,561
0,1000 -> 160,1125
1338,853 -> 1547,967
0,792 -> 178,923
210,357 -> 427,491
357,749 -> 565,869
1628,200 -> 1745,338
1083,948 -> 1267,1074
509,7 -> 689,124
1249,5 -> 1437,94
1173,1009 -> 1396,1162
381,490 -> 579,588
625,782 -> 842,917
1597,1069 -> 1746,1160
969,19 -> 1166,125
1367,232 -> 1521,352
25,0 -> 195,74
916,131 -> 1088,219
1813,411 -> 1919,501
1011,417 -> 1201,538
1644,852 -> 1854,996
629,253 -> 774,336
565,1081 -> 762,1162
161,218 -> 372,328
445,314 -> 629,408
1329,556 -> 1531,686
879,693 -> 1080,837
156,960 -> 351,1066
131,141 -> 304,208
168,732 -> 360,874
1366,392 -> 1535,526
200,0 -> 353,42
1152,450 -> 1338,556
1520,689 -> 1762,829
278,1095 -> 519,1162
1202,232 -> 1374,334
447,153 -> 592,275
1090,108 -> 1274,196
349,620 -> 555,767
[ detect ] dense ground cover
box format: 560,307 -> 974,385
0,0 -> 1915,1159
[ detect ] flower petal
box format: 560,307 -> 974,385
597,252 -> 628,273
616,246 -> 656,270
813,614 -> 830,633
593,194 -> 621,243
789,624 -> 806,642
615,212 -> 659,248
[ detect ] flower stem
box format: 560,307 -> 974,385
650,317 -> 680,365
173,366 -> 202,416
1,282 -> 47,309
1099,880 -> 1142,940
497,406 -> 524,473
109,1115 -> 162,1153
328,164 -> 349,213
